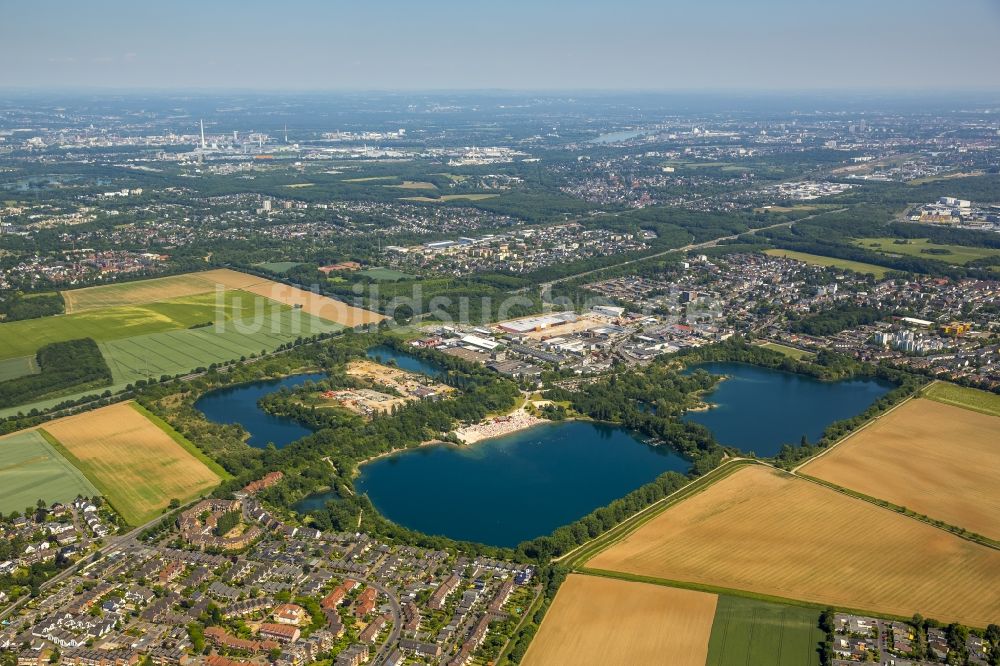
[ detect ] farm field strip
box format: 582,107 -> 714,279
522,574 -> 717,666
587,465 -> 1000,627
0,355 -> 39,382
0,289 -> 281,361
60,271 -> 253,313
706,595 -> 823,666
923,381 -> 1000,418
100,309 -> 342,384
40,402 -> 223,525
801,398 -> 1000,540
206,268 -> 385,326
0,430 -> 101,514
757,341 -> 814,360
854,237 -> 1000,265
0,309 -> 342,419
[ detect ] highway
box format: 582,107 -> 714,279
535,208 -> 846,293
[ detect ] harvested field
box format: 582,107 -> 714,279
588,465 -> 1000,627
62,272 -> 222,312
41,402 -> 224,525
802,398 -> 1000,540
522,574 -> 717,666
0,430 -> 100,514
209,269 -> 385,326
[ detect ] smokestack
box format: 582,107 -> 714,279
200,120 -> 206,150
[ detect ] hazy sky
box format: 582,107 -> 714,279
2,0 -> 999,91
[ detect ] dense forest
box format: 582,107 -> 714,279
0,338 -> 113,409
0,292 -> 64,321
789,304 -> 888,336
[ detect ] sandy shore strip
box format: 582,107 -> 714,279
453,410 -> 547,444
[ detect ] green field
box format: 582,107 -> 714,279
387,180 -> 438,190
0,356 -> 39,382
100,308 -> 342,385
0,290 -> 282,361
400,193 -> 499,202
255,261 -> 303,273
759,342 -> 815,360
0,430 -> 100,514
706,596 -> 823,666
763,249 -> 889,278
358,267 -> 415,281
854,237 -> 1000,265
923,381 -> 1000,418
0,309 -> 342,419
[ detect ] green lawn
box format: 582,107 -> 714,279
923,382 -> 1000,418
0,430 -> 100,514
358,267 -> 415,281
254,261 -> 303,273
763,249 -> 889,278
759,342 -> 815,360
854,237 -> 1000,265
0,355 -> 39,382
0,290 -> 283,361
706,595 -> 823,666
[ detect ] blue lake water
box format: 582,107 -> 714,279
366,345 -> 444,378
194,373 -> 326,448
346,420 -> 689,547
683,362 -> 893,456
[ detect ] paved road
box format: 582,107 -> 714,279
358,577 -> 402,664
0,508 -> 182,621
534,209 -> 846,293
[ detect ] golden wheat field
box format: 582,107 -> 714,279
61,272 -> 225,312
802,398 -> 1000,540
40,402 -> 222,524
522,574 -> 718,666
208,269 -> 386,326
588,466 -> 1000,627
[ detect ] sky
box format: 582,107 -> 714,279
2,0 -> 999,91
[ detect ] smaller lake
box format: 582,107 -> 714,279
348,421 -> 689,547
366,345 -> 444,378
683,362 -> 893,456
194,373 -> 326,448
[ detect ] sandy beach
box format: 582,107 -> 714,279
453,409 -> 547,444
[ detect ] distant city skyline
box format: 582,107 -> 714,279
2,0 -> 1000,91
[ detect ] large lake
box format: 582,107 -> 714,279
683,362 -> 893,456
194,373 -> 326,448
340,421 -> 689,547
